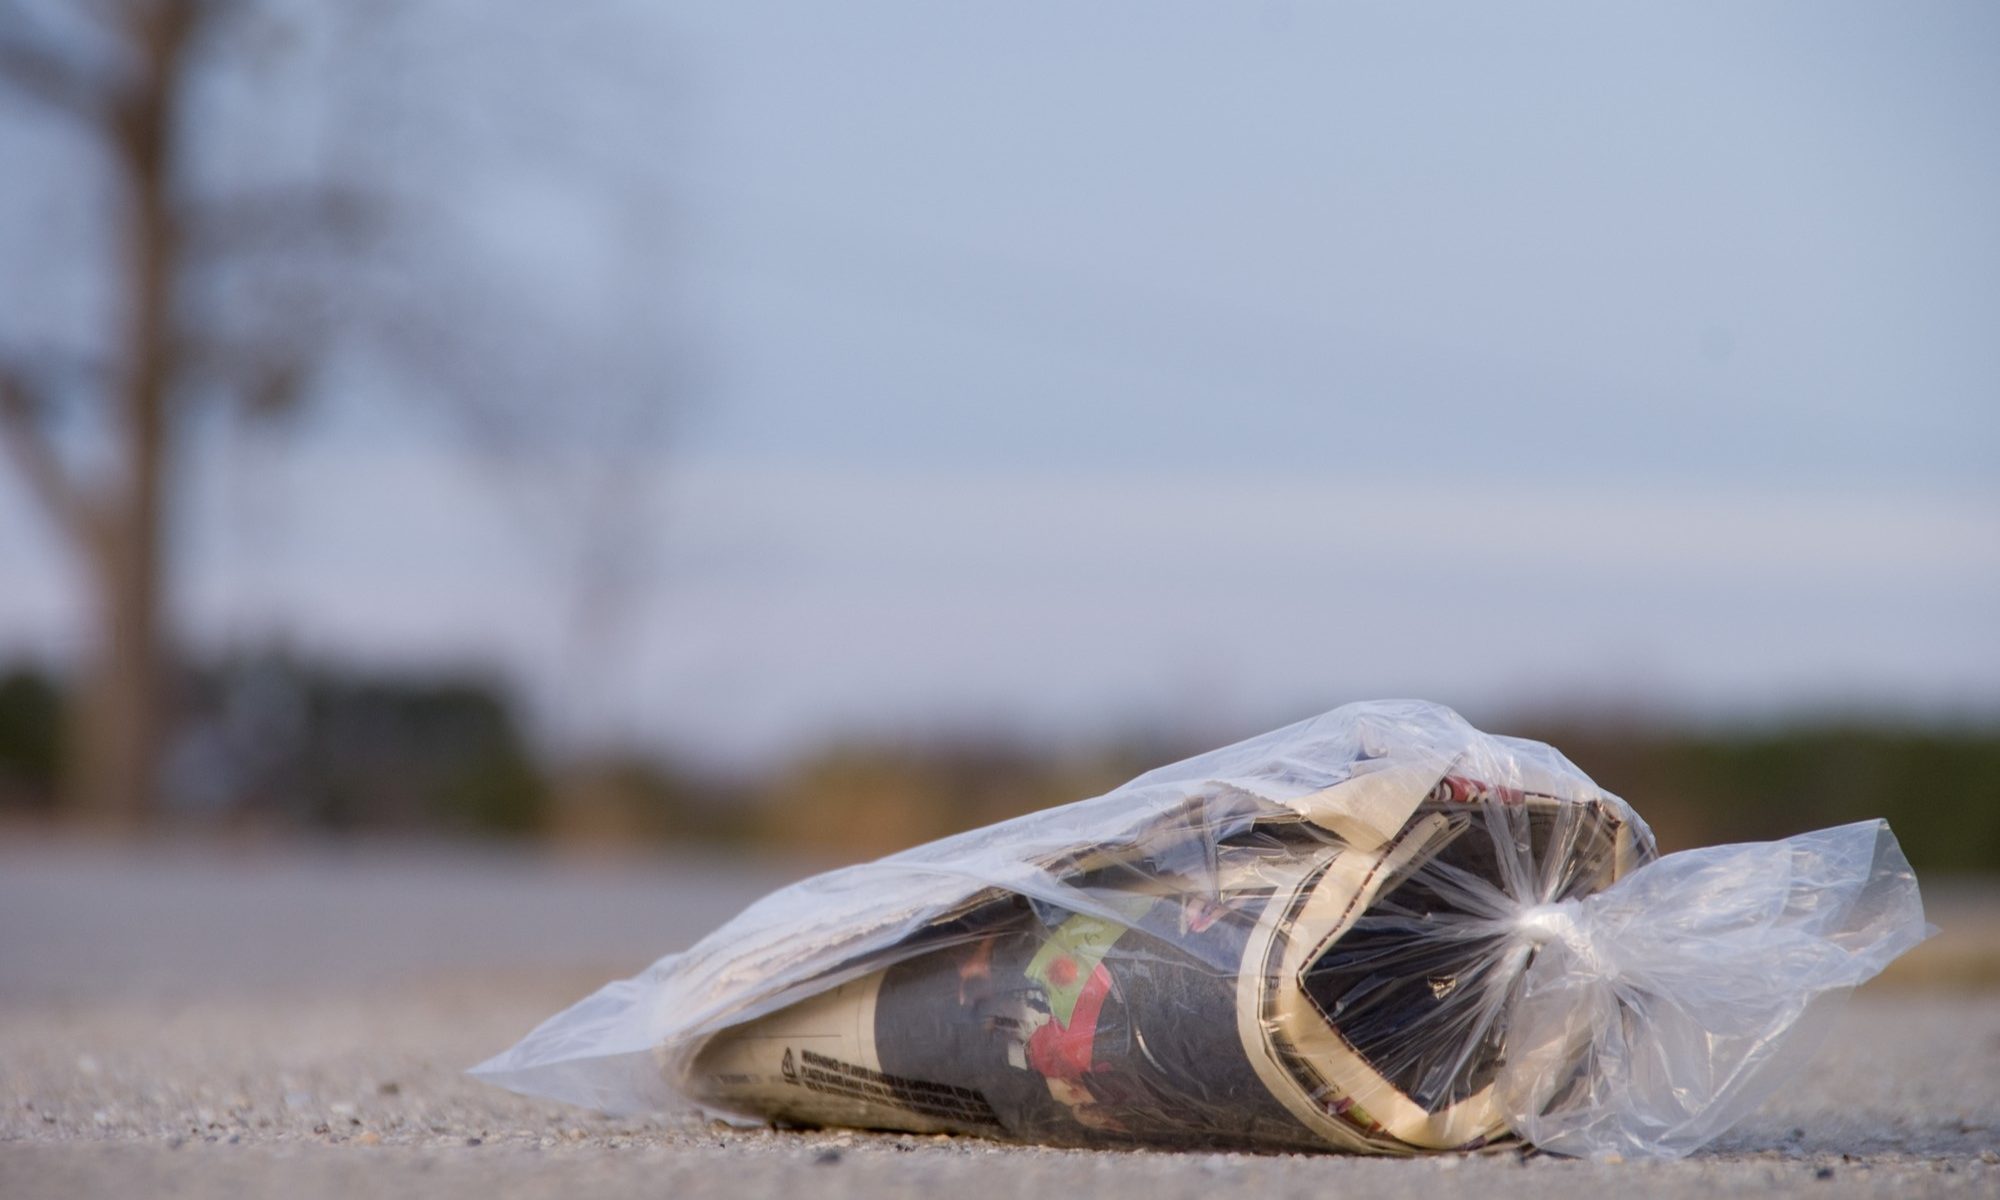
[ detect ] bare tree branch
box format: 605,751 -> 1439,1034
169,330 -> 317,418
70,0 -> 138,38
181,183 -> 387,260
0,365 -> 99,549
0,33 -> 116,127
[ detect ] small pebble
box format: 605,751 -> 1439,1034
1815,1167 -> 1835,1181
814,1149 -> 842,1165
377,1082 -> 401,1097
355,1131 -> 382,1146
465,1137 -> 484,1147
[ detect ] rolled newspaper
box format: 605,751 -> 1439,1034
684,767 -> 1644,1153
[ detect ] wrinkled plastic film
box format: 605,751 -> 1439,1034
1498,818 -> 1930,1157
473,700 -> 1930,1158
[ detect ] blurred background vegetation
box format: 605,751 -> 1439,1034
2,655 -> 1995,872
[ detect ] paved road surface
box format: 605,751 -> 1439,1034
3,836 -> 1997,1198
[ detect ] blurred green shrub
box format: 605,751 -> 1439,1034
76,655 -> 555,836
294,672 -> 547,835
0,666 -> 62,811
1529,722 -> 2000,873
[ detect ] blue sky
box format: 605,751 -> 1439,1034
2,1 -> 1996,761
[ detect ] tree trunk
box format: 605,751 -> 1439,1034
66,2 -> 194,828
70,347 -> 169,829
72,490 -> 163,830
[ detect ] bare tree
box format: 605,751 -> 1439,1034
0,0 -> 679,826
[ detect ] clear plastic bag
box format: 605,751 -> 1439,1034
473,700 -> 1931,1159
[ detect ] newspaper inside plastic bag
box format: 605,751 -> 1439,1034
474,699 -> 1931,1159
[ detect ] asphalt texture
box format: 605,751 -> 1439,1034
3,836 -> 1998,1199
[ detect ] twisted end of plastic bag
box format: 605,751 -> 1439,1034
1494,818 -> 1933,1159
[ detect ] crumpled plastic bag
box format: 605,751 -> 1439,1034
473,699 -> 1931,1159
